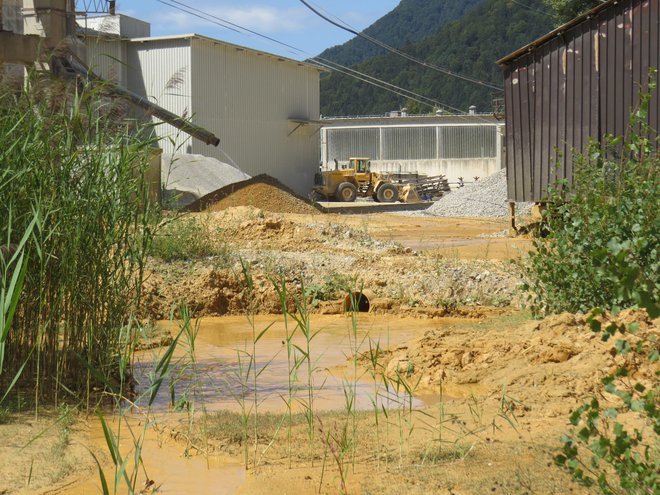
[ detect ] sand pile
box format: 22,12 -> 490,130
162,154 -> 251,209
186,175 -> 317,215
386,309 -> 658,409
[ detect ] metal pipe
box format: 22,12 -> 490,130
52,53 -> 220,147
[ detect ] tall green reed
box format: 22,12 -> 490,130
231,259 -> 275,469
288,278 -> 322,466
0,212 -> 38,406
0,73 -> 159,408
271,273 -> 298,469
91,306 -> 188,495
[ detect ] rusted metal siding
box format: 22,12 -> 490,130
500,0 -> 659,202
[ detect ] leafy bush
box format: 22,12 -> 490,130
555,309 -> 659,495
311,271 -> 356,301
525,76 -> 660,494
524,79 -> 659,317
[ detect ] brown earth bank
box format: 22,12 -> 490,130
2,310 -> 655,494
142,207 -> 527,320
7,203 -> 654,495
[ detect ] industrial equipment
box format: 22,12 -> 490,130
312,158 -> 450,203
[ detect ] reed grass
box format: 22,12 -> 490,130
288,278 -> 322,466
0,73 -> 159,408
271,273 -> 298,469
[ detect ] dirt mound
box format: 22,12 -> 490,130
185,174 -> 317,214
385,310 -> 658,414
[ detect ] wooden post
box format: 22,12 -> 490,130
508,201 -> 517,237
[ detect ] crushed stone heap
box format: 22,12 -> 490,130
425,169 -> 533,218
162,154 -> 251,209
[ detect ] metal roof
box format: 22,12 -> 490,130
497,0 -> 618,65
128,33 -> 327,73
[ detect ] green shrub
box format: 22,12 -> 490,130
150,215 -> 230,262
311,271 -> 355,301
525,74 -> 660,494
524,77 -> 659,317
555,310 -> 659,495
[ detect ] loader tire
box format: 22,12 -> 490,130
376,183 -> 399,203
335,182 -> 357,202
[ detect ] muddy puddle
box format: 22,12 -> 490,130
65,315 -> 472,494
61,416 -> 245,495
135,314 -> 465,414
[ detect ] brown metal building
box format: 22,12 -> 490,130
497,0 -> 659,203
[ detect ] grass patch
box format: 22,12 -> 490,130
151,214 -> 231,263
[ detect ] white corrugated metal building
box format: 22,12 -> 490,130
321,115 -> 504,184
82,15 -> 324,195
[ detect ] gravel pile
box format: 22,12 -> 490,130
206,180 -> 317,214
185,174 -> 317,215
422,169 -> 532,218
162,154 -> 251,209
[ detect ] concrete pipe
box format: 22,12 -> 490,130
343,289 -> 376,313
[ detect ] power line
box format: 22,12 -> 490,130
312,56 -> 464,114
508,0 -> 554,17
154,0 -> 468,113
298,0 -> 503,92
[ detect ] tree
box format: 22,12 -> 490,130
542,0 -> 603,24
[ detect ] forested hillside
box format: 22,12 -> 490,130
316,0 -> 482,67
319,0 -> 553,117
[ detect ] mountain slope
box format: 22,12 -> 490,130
320,0 -> 553,116
316,0 -> 482,67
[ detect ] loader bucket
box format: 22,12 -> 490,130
399,185 -> 422,204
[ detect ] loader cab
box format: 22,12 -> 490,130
350,158 -> 372,185
350,157 -> 371,173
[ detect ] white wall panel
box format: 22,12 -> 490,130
126,40 -> 192,155
85,38 -> 126,86
189,38 -> 321,195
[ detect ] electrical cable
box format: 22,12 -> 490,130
508,0 -> 554,17
154,0 -> 469,114
298,0 -> 503,91
312,57 -> 464,114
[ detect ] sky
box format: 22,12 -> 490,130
112,0 -> 401,60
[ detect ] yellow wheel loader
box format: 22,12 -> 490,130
312,158 -> 450,203
312,158 -> 403,203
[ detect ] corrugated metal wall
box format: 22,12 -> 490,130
321,123 -> 503,184
189,38 -> 321,195
126,39 -> 193,154
86,38 -> 127,86
324,124 -> 498,161
501,0 -> 659,202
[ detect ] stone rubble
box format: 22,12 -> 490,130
417,169 -> 533,218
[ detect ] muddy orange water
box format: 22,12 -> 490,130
135,314 -> 469,413
63,314 -> 466,495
